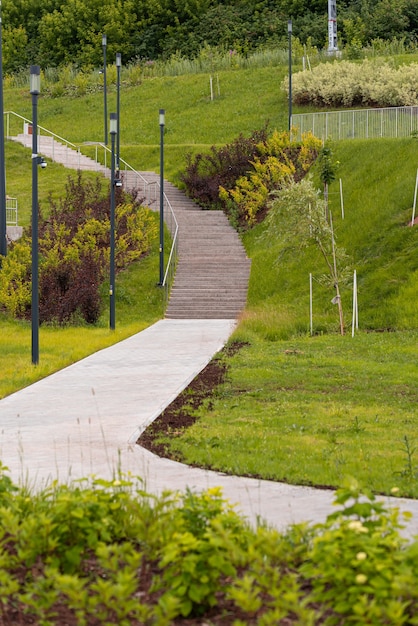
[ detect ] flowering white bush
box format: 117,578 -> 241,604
286,59 -> 418,107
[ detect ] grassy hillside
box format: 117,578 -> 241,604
5,63 -> 290,187
240,138 -> 418,336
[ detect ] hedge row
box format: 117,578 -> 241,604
288,60 -> 418,108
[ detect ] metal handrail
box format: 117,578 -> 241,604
5,110 -> 78,150
86,141 -> 179,300
86,141 -> 158,206
292,105 -> 418,142
6,196 -> 18,225
161,194 -> 179,307
5,110 -> 158,205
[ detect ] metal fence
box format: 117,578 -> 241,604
6,197 -> 18,225
292,106 -> 418,141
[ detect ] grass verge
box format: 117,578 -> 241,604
151,331 -> 418,498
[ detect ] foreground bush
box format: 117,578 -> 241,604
0,174 -> 157,325
0,465 -> 417,625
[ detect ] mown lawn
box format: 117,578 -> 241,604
159,330 -> 418,498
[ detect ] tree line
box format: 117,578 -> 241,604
2,0 -> 417,74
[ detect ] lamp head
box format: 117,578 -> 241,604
30,65 -> 41,95
110,112 -> 117,135
159,109 -> 165,126
102,33 -> 107,47
116,53 -> 122,67
288,19 -> 293,34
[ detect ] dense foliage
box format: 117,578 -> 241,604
289,59 -> 418,107
0,467 -> 417,625
2,0 -> 418,73
0,174 -> 157,325
181,128 -> 321,227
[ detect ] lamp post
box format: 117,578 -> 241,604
30,65 -> 41,365
116,52 -> 121,170
158,109 -> 165,286
109,112 -> 117,330
0,1 -> 6,257
102,34 -> 107,145
288,19 -> 292,133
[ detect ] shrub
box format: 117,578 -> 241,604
0,239 -> 32,318
0,464 -> 417,625
288,59 -> 418,108
182,128 -> 321,227
181,126 -> 269,208
0,174 -> 157,325
301,478 -> 418,623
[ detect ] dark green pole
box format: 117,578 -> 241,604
159,109 -> 165,286
109,112 -> 117,330
102,34 -> 108,145
116,53 -> 121,170
0,1 -> 7,257
30,65 -> 40,365
288,19 -> 293,132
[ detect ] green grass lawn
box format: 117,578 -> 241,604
160,330 -> 418,498
4,64 -> 290,185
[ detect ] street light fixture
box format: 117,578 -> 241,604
158,109 -> 165,286
288,19 -> 293,133
109,112 -> 117,330
0,1 -> 7,257
30,65 -> 41,365
116,52 -> 121,170
102,34 -> 107,145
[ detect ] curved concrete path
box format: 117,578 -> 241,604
1,318 -> 418,535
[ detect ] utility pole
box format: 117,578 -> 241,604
328,0 -> 338,53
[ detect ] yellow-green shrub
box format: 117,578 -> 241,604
0,175 -> 156,325
219,130 -> 321,227
0,239 -> 32,318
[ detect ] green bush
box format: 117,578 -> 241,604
0,174 -> 157,325
0,462 -> 417,625
183,128 -> 321,228
288,59 -> 418,108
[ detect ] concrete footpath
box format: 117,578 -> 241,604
1,318 -> 418,535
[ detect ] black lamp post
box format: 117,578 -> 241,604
158,109 -> 165,286
288,19 -> 293,132
109,112 -> 117,330
30,65 -> 41,365
116,52 -> 121,170
0,1 -> 7,258
102,34 -> 108,145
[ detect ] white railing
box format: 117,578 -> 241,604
86,141 -> 158,207
6,196 -> 17,225
161,194 -> 178,304
4,111 -> 157,204
5,110 -> 79,154
292,106 -> 418,141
